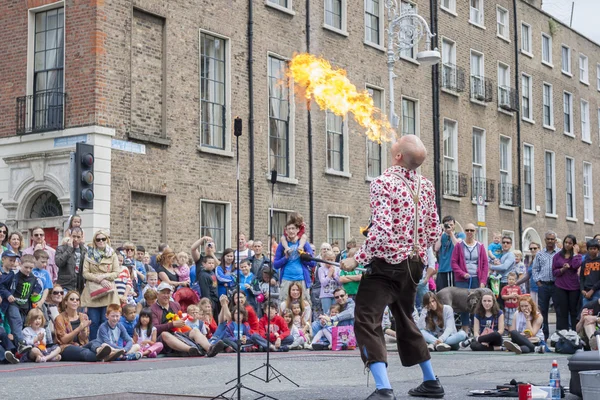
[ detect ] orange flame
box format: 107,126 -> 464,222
289,53 -> 395,143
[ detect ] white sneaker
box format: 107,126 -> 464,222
534,345 -> 545,354
435,343 -> 451,352
427,343 -> 435,352
503,340 -> 522,354
459,338 -> 472,349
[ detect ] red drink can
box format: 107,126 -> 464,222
518,384 -> 532,400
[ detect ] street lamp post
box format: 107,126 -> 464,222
385,0 -> 441,133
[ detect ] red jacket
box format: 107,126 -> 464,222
258,314 -> 289,343
246,305 -> 259,334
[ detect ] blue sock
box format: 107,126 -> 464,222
419,360 -> 436,382
370,362 -> 392,390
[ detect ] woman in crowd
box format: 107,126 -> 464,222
504,295 -> 545,354
155,248 -> 182,289
552,235 -> 582,331
0,223 -> 9,252
80,230 -> 121,340
7,231 -> 24,256
417,292 -> 467,352
279,282 -> 312,323
42,283 -> 64,343
468,293 -> 505,351
216,248 -> 235,297
55,290 -> 113,362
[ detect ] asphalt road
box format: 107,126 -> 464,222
0,347 -> 584,400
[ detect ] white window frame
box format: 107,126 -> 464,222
365,84 -> 387,180
441,37 -> 457,92
545,150 -> 556,217
325,110 -> 351,177
440,0 -> 456,15
521,22 -> 532,57
399,1 -> 418,61
563,91 -> 574,136
523,143 -> 535,212
269,208 -> 293,242
443,118 -> 459,196
542,82 -> 554,129
497,62 -> 511,110
477,227 -> 488,247
499,135 -> 512,206
327,215 -> 350,249
401,96 -> 419,137
581,99 -> 591,143
472,127 -> 486,199
541,33 -> 552,67
583,162 -> 594,223
469,0 -> 484,27
565,156 -> 576,220
579,53 -> 589,85
521,73 -> 534,122
496,6 -> 509,41
265,0 -> 295,16
364,0 -> 384,50
470,50 -> 485,102
199,200 -> 231,254
323,0 -> 348,36
561,45 -> 572,76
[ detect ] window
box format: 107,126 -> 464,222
400,1 -> 417,59
470,51 -> 484,100
324,0 -> 346,32
470,0 -> 484,26
565,157 -> 575,219
366,87 -> 383,178
561,45 -> 571,74
200,201 -> 229,254
496,6 -> 509,39
443,119 -> 458,194
402,98 -> 417,136
267,0 -> 292,11
270,210 -> 289,242
328,216 -> 348,248
545,151 -> 556,215
581,100 -> 590,142
521,23 -> 532,55
472,128 -> 486,197
523,144 -> 534,211
583,162 -> 594,223
498,63 -> 510,107
441,0 -> 456,13
477,227 -> 488,247
580,54 -> 589,84
365,0 -> 383,46
521,74 -> 533,121
200,32 -> 227,150
499,136 -> 512,205
326,111 -> 345,172
542,83 -> 553,128
268,56 -> 292,177
541,34 -> 552,65
441,38 -> 457,89
563,91 -> 573,135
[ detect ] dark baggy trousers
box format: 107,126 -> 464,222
355,257 -> 430,368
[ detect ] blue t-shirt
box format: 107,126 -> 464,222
282,241 -> 304,282
488,242 -> 502,260
32,268 -> 53,292
437,232 -> 466,273
190,264 -> 197,283
475,310 -> 503,334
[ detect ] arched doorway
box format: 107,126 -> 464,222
25,191 -> 64,248
522,227 -> 542,256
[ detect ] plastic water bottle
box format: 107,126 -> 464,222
549,360 -> 561,400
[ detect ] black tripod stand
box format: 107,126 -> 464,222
234,170 -> 299,388
211,118 -> 277,400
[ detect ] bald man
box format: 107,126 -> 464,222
342,135 -> 444,399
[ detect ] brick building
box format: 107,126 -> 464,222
0,0 -> 598,256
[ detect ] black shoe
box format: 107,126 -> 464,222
207,340 -> 226,357
408,379 -> 445,398
17,341 -> 32,354
277,345 -> 289,352
4,351 -> 19,364
366,389 -> 396,400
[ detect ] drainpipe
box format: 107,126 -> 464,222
247,0 -> 255,238
512,0 -> 523,249
430,0 -> 441,215
306,0 -> 314,241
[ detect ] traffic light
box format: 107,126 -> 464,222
75,142 -> 94,210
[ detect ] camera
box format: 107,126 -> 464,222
207,242 -> 214,248
444,223 -> 451,230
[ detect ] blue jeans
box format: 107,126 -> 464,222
6,304 -> 24,342
321,297 -> 334,315
415,281 -> 430,311
537,283 -> 556,340
208,322 -> 227,345
250,333 -> 293,350
420,329 -> 468,349
87,306 -> 107,341
311,318 -> 353,338
455,278 -> 480,327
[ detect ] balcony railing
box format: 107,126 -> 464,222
470,75 -> 494,102
16,91 -> 66,135
498,86 -> 519,112
441,63 -> 466,93
472,177 -> 496,202
499,182 -> 521,207
443,170 -> 469,197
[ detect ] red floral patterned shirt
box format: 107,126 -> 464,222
355,166 -> 441,266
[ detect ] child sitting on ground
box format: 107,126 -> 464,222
280,212 -> 308,256
290,301 -> 311,342
185,305 -> 208,335
176,252 -> 192,287
96,304 -> 142,361
119,304 -> 138,339
252,301 -> 293,352
282,309 -> 306,350
311,304 -> 341,350
223,306 -> 254,352
132,308 -> 163,358
136,288 -> 158,314
22,308 -> 61,363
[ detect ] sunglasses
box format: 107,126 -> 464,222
96,237 -> 107,242
52,291 -> 63,295
0,230 -> 7,234
465,229 -> 475,232
125,248 -> 135,251
68,298 -> 80,302
502,241 -> 512,244
529,247 -> 538,251
33,233 -> 45,237
334,294 -> 346,299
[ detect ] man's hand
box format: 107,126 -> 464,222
172,319 -> 185,328
536,281 -> 542,287
340,257 -> 358,272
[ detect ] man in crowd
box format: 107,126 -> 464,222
234,233 -> 254,265
55,227 -> 86,293
22,227 -> 57,282
311,287 -> 355,337
191,236 -> 215,265
531,231 -> 559,340
434,215 -> 464,290
247,240 -> 277,283
489,236 -> 516,308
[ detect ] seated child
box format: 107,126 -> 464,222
119,304 -> 138,339
282,309 -> 306,350
186,305 -> 208,335
176,252 -> 192,287
290,301 -> 311,342
251,267 -> 280,318
136,288 -> 158,315
22,308 -> 61,363
251,301 -> 293,352
0,325 -> 19,364
133,308 -> 163,358
280,212 -> 308,256
200,298 -> 218,340
96,304 -> 142,361
222,306 -> 254,352
311,304 -> 341,350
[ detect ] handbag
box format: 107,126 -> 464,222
331,325 -> 357,351
88,280 -> 115,299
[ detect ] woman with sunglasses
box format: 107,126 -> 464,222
80,230 -> 121,340
451,223 -> 489,334
41,284 -> 64,344
0,223 -> 9,270
54,290 -> 113,362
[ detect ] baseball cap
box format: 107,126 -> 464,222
1,250 -> 20,259
157,282 -> 173,292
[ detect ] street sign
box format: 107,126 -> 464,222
477,195 -> 485,226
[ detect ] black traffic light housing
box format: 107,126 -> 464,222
75,142 -> 94,210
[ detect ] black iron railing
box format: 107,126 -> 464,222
16,91 -> 66,135
443,170 -> 469,197
472,177 -> 496,202
441,63 -> 466,93
498,86 -> 519,111
470,75 -> 494,102
499,182 -> 521,207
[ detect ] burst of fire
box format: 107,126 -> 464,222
289,53 -> 396,143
